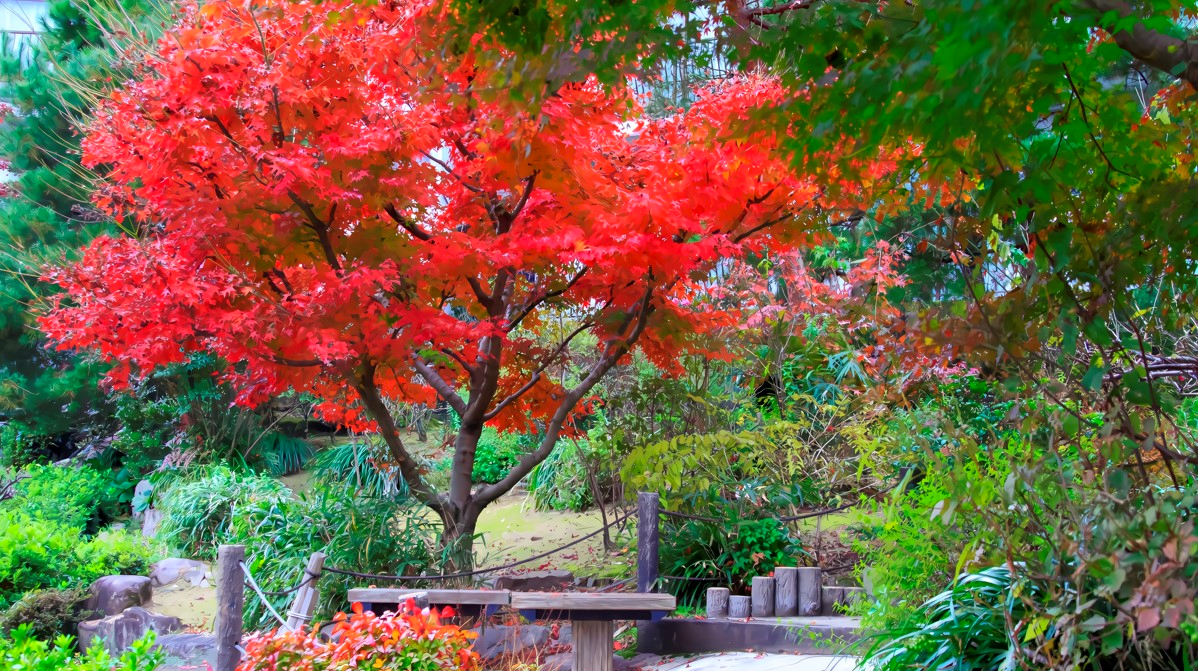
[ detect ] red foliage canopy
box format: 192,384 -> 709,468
41,0 -> 918,514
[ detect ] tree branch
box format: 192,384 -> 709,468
475,283 -> 656,505
506,267 -> 588,330
385,204 -> 433,242
287,190 -> 342,273
1080,0 -> 1198,89
412,355 -> 468,416
352,368 -> 442,510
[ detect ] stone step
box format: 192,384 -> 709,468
637,616 -> 861,656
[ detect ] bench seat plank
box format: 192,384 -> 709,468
348,588 -> 511,605
509,592 -> 675,611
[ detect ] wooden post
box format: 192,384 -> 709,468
573,620 -> 614,671
215,544 -> 245,671
797,567 -> 821,616
286,551 -> 326,630
728,595 -> 751,619
705,587 -> 730,619
750,576 -> 775,618
636,492 -> 660,593
774,567 -> 798,617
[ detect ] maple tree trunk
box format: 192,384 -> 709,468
438,503 -> 481,573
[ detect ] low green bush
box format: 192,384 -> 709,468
0,624 -> 164,671
311,439 -> 403,498
528,439 -> 592,511
225,484 -> 437,629
0,512 -> 158,610
0,588 -> 95,641
470,428 -> 525,484
6,465 -> 123,531
155,465 -> 289,560
0,426 -> 57,469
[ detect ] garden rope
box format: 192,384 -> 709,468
245,568 -> 321,597
241,561 -> 293,630
324,508 -> 636,582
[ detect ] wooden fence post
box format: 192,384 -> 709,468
215,544 -> 246,671
636,492 -> 660,593
286,551 -> 326,631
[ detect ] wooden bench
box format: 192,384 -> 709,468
347,588 -> 511,618
509,592 -> 676,671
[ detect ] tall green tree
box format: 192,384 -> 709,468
0,0 -> 154,452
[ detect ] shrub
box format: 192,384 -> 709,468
5,465 -> 123,531
0,588 -> 95,641
0,512 -> 159,610
470,428 -> 525,484
156,465 -> 289,560
0,426 -> 57,469
0,624 -> 164,671
311,439 -> 404,498
859,566 -> 1020,671
238,602 -> 479,671
226,484 -> 437,629
528,439 -> 592,512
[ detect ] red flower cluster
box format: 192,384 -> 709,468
238,600 -> 479,671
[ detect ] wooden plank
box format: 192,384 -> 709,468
510,592 -> 675,611
214,545 -> 245,671
286,551 -> 325,630
705,587 -> 730,619
636,492 -> 660,592
750,577 -> 775,617
573,620 -> 614,671
347,588 -> 511,605
774,567 -> 798,617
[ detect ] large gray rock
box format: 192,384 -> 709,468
492,570 -> 573,592
150,558 -> 211,587
542,652 -> 661,671
77,607 -> 183,655
472,624 -> 552,660
141,509 -> 164,538
154,634 -> 218,671
87,575 -> 153,616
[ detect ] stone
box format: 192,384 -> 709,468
78,607 -> 183,655
150,558 -> 211,588
541,652 -> 662,671
153,633 -> 218,671
87,576 -> 153,616
471,624 -> 552,660
492,570 -> 574,592
141,509 -> 164,538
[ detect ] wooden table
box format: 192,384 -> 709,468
347,588 -> 511,618
509,592 -> 676,671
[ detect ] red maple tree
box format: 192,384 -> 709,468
42,0 -> 911,564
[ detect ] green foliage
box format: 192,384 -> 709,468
528,439 -> 591,512
0,588 -> 94,641
0,624 -> 164,671
225,484 -> 437,629
0,0 -> 162,441
7,464 -> 122,531
849,475 -> 980,631
312,439 -> 404,498
0,512 -> 157,610
860,567 -> 1021,671
258,431 -> 313,477
470,428 -> 525,484
0,426 -> 58,468
155,466 -> 289,560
